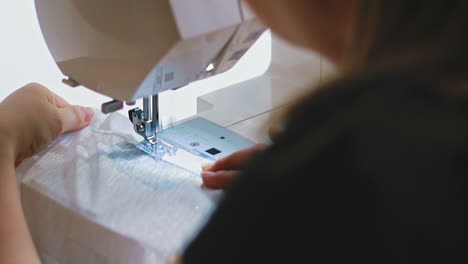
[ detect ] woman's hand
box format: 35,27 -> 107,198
201,143 -> 269,189
0,83 -> 94,163
201,120 -> 285,190
0,83 -> 93,264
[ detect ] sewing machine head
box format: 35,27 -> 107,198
35,0 -> 266,146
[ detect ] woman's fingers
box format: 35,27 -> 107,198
58,106 -> 94,134
206,144 -> 269,172
201,170 -> 241,190
14,160 -> 23,168
200,144 -> 269,189
47,88 -> 71,108
0,83 -> 94,161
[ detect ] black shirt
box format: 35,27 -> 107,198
183,69 -> 468,263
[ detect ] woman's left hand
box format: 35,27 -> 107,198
0,83 -> 94,163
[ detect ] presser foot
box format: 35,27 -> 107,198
136,139 -> 177,160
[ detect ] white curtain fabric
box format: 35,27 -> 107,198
16,111 -> 219,264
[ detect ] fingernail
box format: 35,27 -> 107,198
201,162 -> 214,171
201,171 -> 215,178
81,107 -> 94,122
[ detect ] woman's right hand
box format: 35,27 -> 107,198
201,143 -> 269,189
200,122 -> 285,189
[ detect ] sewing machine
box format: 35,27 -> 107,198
35,0 -> 269,159
35,0 -> 330,160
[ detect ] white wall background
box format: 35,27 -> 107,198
0,0 -> 271,126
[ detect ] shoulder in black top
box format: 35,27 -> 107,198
183,69 -> 468,263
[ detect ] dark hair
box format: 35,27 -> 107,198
269,0 -> 468,134
348,0 -> 468,79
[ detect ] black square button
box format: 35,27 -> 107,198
206,148 -> 222,155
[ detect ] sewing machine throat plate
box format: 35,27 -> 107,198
157,117 -> 254,161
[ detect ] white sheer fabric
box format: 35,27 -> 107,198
16,111 -> 219,264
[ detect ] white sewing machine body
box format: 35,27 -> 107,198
35,0 -> 276,158
35,0 -> 265,102
35,0 -> 330,159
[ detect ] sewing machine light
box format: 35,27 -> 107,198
206,64 -> 215,72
